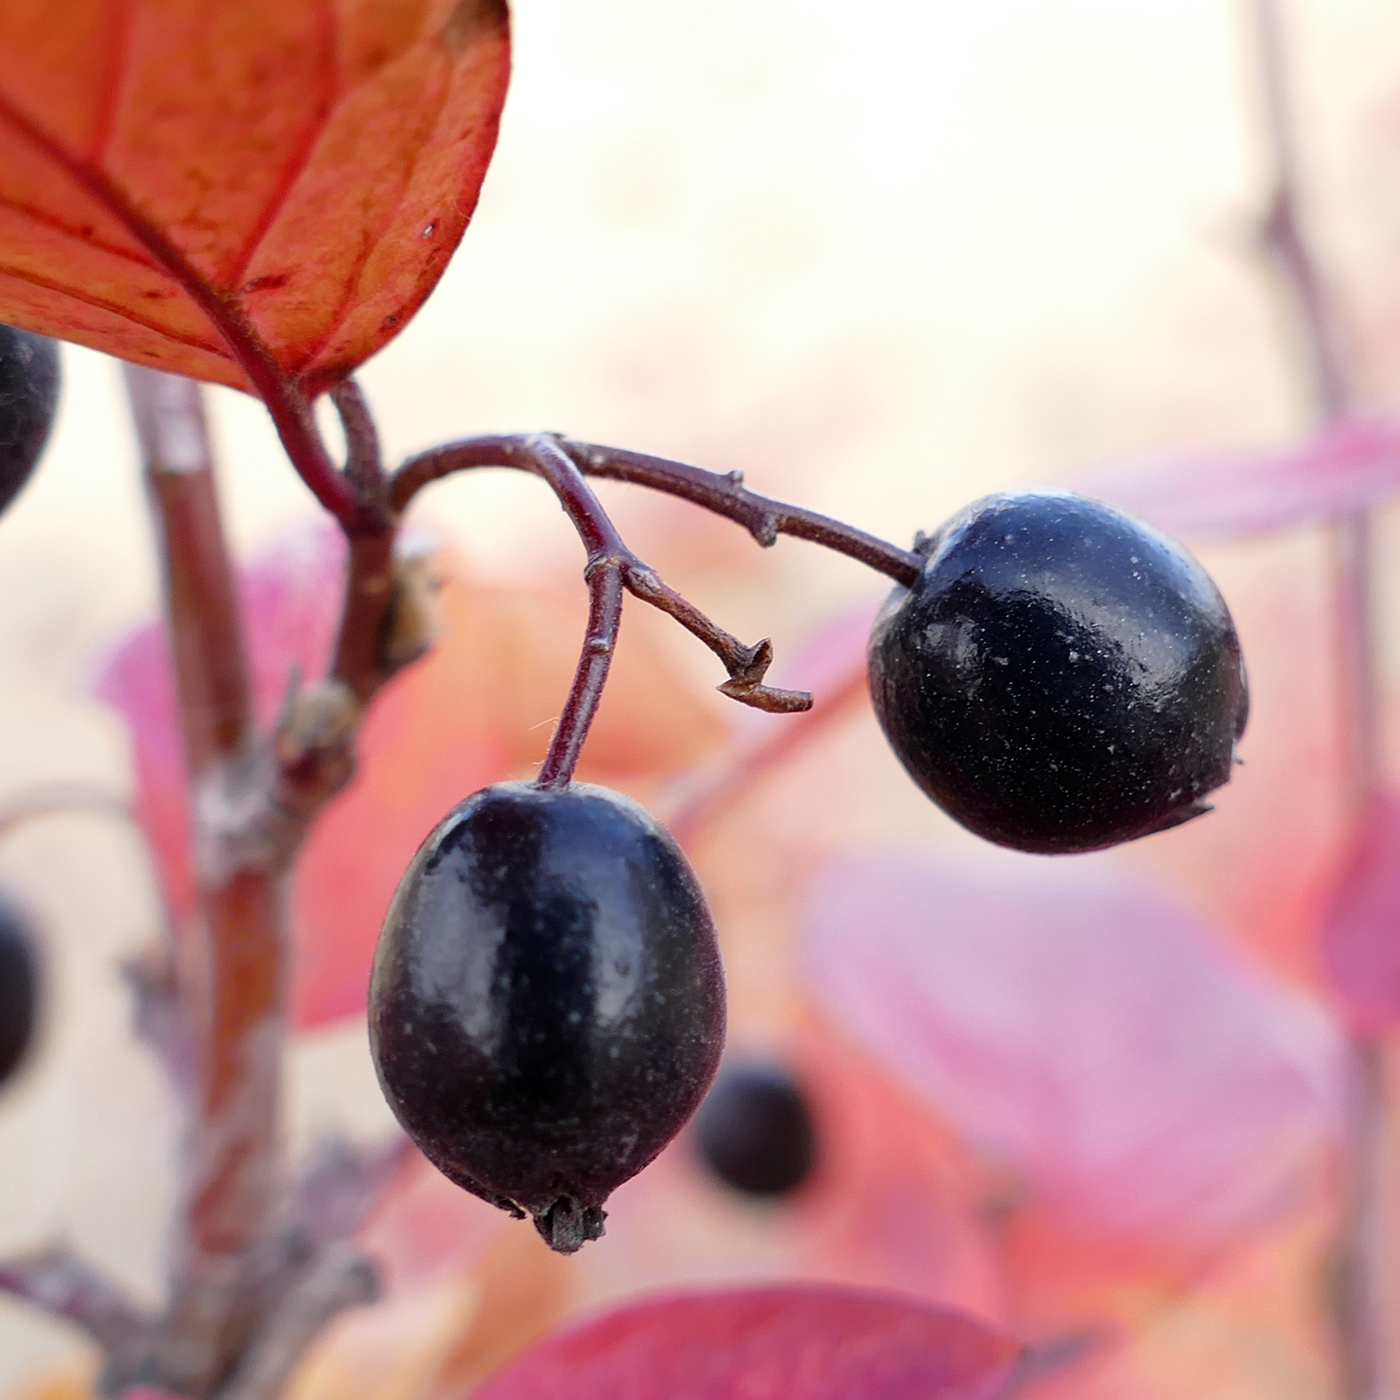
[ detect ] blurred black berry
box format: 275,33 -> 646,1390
0,894 -> 38,1089
0,324 -> 59,517
695,1062 -> 816,1197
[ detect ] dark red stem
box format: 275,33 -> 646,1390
392,435 -> 923,587
124,365 -> 287,1391
537,561 -> 625,789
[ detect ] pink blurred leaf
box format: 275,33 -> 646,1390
1071,420 -> 1400,542
95,524 -> 345,930
802,850 -> 1343,1244
470,1286 -> 1019,1400
1320,794 -> 1400,1035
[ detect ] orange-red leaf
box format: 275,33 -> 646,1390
0,0 -> 509,393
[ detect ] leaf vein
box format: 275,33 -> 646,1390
0,262 -> 228,358
293,51 -> 455,376
227,0 -> 341,289
0,193 -> 158,272
88,0 -> 138,165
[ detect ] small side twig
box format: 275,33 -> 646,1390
0,1245 -> 154,1380
218,1245 -> 379,1400
389,435 -> 815,750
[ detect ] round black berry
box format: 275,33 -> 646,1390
868,491 -> 1249,854
695,1062 -> 816,1197
0,894 -> 39,1089
368,781 -> 726,1253
0,324 -> 59,517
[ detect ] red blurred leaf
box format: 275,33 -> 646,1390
0,0 -> 509,393
1320,793 -> 1400,1035
470,1286 -> 1019,1400
1072,421 -> 1400,542
801,850 -> 1343,1246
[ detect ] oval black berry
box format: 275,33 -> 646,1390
0,324 -> 59,518
0,894 -> 39,1089
695,1062 -> 816,1198
369,781 -> 726,1253
868,491 -> 1249,854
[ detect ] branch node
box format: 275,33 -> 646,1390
583,551 -> 629,583
750,516 -> 780,548
273,680 -> 362,769
729,637 -> 774,687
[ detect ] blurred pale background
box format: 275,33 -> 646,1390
1,0 -> 1398,1386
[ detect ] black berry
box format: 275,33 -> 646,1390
695,1062 -> 816,1197
368,781 -> 726,1253
0,324 -> 59,517
868,491 -> 1249,854
0,895 -> 38,1089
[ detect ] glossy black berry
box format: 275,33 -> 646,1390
695,1062 -> 816,1197
868,491 -> 1249,854
0,895 -> 38,1089
369,781 -> 726,1253
0,324 -> 59,517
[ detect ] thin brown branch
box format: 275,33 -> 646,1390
329,378 -> 385,506
560,438 -> 922,584
125,367 -> 288,1394
622,567 -> 812,713
0,1246 -> 154,1379
1247,6 -> 1388,1400
392,434 -> 923,586
1333,1040 -> 1395,1400
219,1245 -> 379,1400
1253,0 -> 1350,421
127,368 -> 252,763
1250,0 -> 1376,798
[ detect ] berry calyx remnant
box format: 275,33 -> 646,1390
868,491 -> 1249,854
368,781 -> 725,1253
